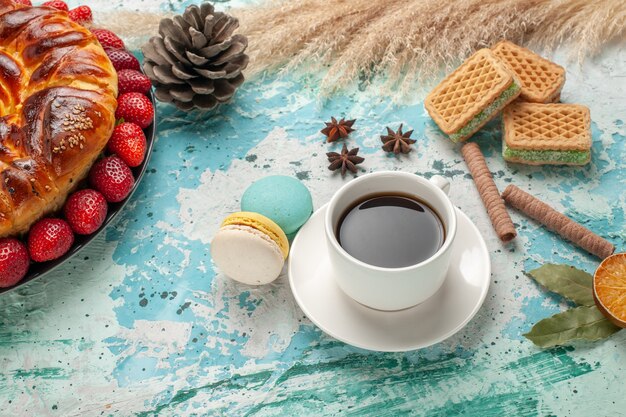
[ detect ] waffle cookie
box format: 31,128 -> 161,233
492,40 -> 566,103
425,49 -> 521,142
502,102 -> 591,165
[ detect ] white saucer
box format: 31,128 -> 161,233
288,204 -> 490,352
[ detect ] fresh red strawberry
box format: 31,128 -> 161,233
68,5 -> 92,25
117,69 -> 151,96
92,28 -> 124,49
0,238 -> 29,288
89,156 -> 135,202
27,219 -> 74,263
41,0 -> 68,11
107,122 -> 147,167
64,189 -> 108,235
14,0 -> 32,5
105,48 -> 140,72
115,93 -> 154,129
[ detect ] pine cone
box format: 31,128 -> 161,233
141,3 -> 249,111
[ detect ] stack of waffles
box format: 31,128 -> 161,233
425,40 -> 591,166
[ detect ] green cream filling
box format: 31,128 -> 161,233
502,141 -> 590,164
449,82 -> 521,142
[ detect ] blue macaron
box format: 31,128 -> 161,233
241,175 -> 313,240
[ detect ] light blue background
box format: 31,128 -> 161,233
0,1 -> 624,416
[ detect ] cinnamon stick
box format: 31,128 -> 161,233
502,185 -> 615,259
461,142 -> 517,242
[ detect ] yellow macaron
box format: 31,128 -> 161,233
221,212 -> 289,258
212,212 -> 290,285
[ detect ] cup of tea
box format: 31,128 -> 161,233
325,171 -> 457,311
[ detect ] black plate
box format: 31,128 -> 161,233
0,91 -> 157,295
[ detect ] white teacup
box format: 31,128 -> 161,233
325,171 -> 457,311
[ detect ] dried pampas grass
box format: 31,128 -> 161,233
95,11 -> 174,51
98,0 -> 626,99
235,0 -> 626,98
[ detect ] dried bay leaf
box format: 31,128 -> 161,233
526,264 -> 594,306
524,306 -> 620,348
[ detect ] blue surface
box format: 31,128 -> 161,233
0,1 -> 625,416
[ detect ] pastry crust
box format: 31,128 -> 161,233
425,49 -> 516,135
492,40 -> 566,104
0,1 -> 118,237
503,102 -> 591,151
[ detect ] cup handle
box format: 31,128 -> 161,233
429,175 -> 450,195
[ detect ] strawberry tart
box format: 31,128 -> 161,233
0,0 -> 154,287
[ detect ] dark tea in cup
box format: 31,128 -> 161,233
336,193 -> 445,268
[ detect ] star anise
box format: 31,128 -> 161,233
380,124 -> 416,154
321,117 -> 356,143
327,144 -> 365,176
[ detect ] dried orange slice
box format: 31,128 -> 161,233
594,253 -> 626,328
